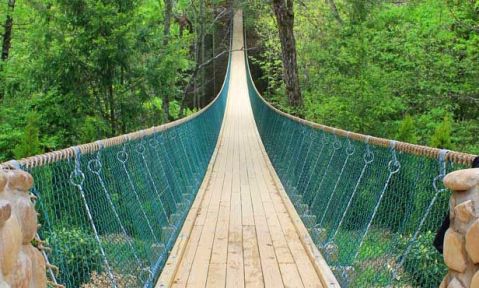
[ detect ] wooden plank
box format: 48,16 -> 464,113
223,61 -> 245,287
185,187 -> 222,287
253,216 -> 285,288
156,89 -> 228,288
241,122 -> 285,287
242,110 -> 310,288
184,178 -> 225,285
209,202 -> 230,264
206,263 -> 226,288
245,129 -> 295,266
253,124 -> 338,288
249,132 -> 324,288
244,105 -> 324,287
279,263 -> 305,288
275,210 -> 323,288
171,226 -> 203,288
243,225 -> 264,288
262,201 -> 295,264
240,112 -> 255,226
185,97 -> 233,287
226,191 -> 244,288
208,104 -> 235,267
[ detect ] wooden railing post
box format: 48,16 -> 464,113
0,169 -> 46,287
442,168 -> 479,288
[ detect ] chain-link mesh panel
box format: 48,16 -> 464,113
15,59 -> 230,288
245,57 -> 469,287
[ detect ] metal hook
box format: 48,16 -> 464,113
438,149 -> 448,177
433,149 -> 449,192
70,147 -> 85,187
96,140 -> 104,150
389,140 -> 398,161
345,132 -> 355,155
73,147 -> 81,173
95,140 -> 104,161
388,141 -> 400,173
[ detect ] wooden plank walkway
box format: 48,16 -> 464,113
156,10 -> 338,288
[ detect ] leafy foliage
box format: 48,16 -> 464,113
0,0 -> 231,161
13,112 -> 42,159
397,231 -> 447,287
396,115 -> 418,143
46,227 -> 103,287
245,2 -> 474,286
430,115 -> 453,149
247,0 -> 479,155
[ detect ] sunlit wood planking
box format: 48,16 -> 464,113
157,9 -> 332,288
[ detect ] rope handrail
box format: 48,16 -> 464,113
243,54 -> 476,165
243,21 -> 475,287
0,14 -> 233,288
0,11 -> 237,170
9,58 -> 230,287
0,70 -> 229,169
255,96 -> 475,165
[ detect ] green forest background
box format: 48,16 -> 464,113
246,0 -> 478,155
0,0 -> 230,162
0,0 -> 478,162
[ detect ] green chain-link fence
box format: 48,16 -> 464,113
245,54 -> 475,287
5,53 -> 230,288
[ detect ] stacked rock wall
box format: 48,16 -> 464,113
0,169 -> 46,288
442,168 -> 479,288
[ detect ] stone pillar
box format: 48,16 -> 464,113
0,169 -> 46,288
441,168 -> 479,288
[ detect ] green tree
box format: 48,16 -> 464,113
396,115 -> 418,143
0,0 -> 233,161
247,0 -> 478,154
430,115 -> 453,149
13,112 -> 42,159
271,0 -> 303,107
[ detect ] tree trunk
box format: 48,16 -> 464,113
212,15 -> 216,94
199,0 -> 206,108
104,61 -> 116,135
326,0 -> 343,24
1,0 -> 15,61
108,83 -> 116,135
192,6 -> 199,109
162,0 -> 173,123
271,0 -> 303,107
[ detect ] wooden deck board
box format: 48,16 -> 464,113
157,10 -> 334,288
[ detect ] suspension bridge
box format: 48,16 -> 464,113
1,9 -> 478,288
